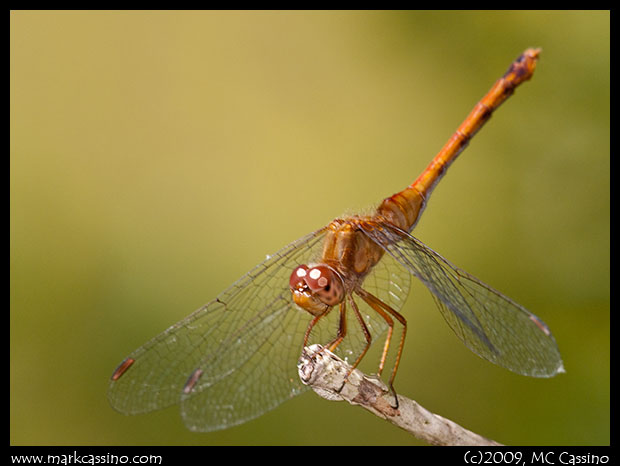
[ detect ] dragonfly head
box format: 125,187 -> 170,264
289,264 -> 345,316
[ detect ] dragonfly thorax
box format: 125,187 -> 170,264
289,264 -> 345,316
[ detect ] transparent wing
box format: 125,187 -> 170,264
361,222 -> 564,377
108,228 -> 328,431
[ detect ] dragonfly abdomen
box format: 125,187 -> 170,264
376,48 -> 541,234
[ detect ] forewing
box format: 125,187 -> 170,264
361,223 -> 564,377
108,228 -> 327,431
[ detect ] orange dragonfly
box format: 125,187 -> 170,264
109,48 -> 564,432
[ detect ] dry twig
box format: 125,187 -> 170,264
298,344 -> 502,446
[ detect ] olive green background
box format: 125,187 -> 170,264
11,11 -> 609,445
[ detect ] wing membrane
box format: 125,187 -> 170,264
361,223 -> 564,377
108,229 -> 327,430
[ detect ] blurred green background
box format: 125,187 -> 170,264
10,11 -> 609,445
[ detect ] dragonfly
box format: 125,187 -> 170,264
109,48 -> 564,432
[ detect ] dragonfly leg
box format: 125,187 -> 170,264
302,303 -> 348,372
368,300 -> 394,377
356,288 -> 408,407
326,302 -> 347,352
346,294 -> 373,372
330,299 -> 375,394
303,305 -> 335,348
323,302 -> 350,393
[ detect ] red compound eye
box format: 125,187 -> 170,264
289,265 -> 310,290
305,265 -> 344,306
290,264 -> 344,308
303,265 -> 332,292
